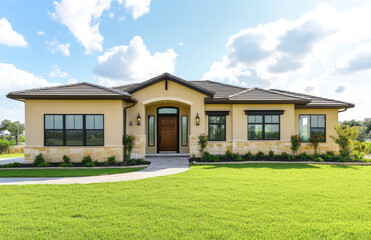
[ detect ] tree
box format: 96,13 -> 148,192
0,120 -> 25,145
331,124 -> 359,157
341,119 -> 371,142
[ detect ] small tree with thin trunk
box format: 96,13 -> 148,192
123,134 -> 135,161
331,124 -> 359,157
198,134 -> 208,156
290,135 -> 301,155
0,120 -> 25,145
309,134 -> 324,156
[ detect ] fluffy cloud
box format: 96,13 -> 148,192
0,63 -> 59,121
51,0 -> 151,53
0,18 -> 28,47
51,0 -> 112,54
37,29 -> 45,36
48,65 -> 68,78
93,36 -> 178,86
46,40 -> 70,56
203,3 -> 371,120
122,0 -> 151,19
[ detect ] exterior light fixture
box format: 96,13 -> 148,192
195,113 -> 200,126
137,113 -> 141,125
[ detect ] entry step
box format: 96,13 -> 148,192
146,153 -> 190,157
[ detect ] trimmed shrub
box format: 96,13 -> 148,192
210,155 -> 220,162
0,162 -> 21,168
236,157 -> 243,161
269,151 -> 275,159
321,154 -> 332,162
63,155 -> 71,163
123,134 -> 135,161
314,157 -> 324,162
85,162 -> 95,167
290,135 -> 301,155
82,156 -> 92,165
296,151 -> 308,161
0,138 -> 11,154
191,154 -> 196,161
280,152 -> 289,161
244,151 -> 254,160
326,151 -> 335,157
198,134 -> 208,156
231,152 -> 238,160
59,162 -> 73,167
224,150 -> 233,160
105,156 -> 116,166
34,153 -> 49,167
37,162 -> 50,167
256,151 -> 264,159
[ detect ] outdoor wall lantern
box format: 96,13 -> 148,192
137,113 -> 141,125
195,113 -> 200,126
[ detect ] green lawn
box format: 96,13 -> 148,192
0,167 -> 145,177
0,164 -> 370,239
0,153 -> 24,158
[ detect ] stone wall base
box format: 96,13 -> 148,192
24,146 -> 123,163
190,139 -> 339,157
131,135 -> 146,159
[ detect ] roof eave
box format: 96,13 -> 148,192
204,98 -> 311,104
6,94 -> 137,103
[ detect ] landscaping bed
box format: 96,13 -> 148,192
0,167 -> 145,177
189,150 -> 370,163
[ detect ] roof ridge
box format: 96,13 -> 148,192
8,82 -> 130,96
228,88 -> 254,98
270,89 -> 353,105
261,88 -> 311,101
229,87 -> 311,101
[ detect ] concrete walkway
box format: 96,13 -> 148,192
0,157 -> 189,185
0,157 -> 25,165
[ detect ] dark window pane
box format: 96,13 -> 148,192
311,115 -> 318,127
181,116 -> 188,146
318,115 -> 325,128
45,115 -> 54,129
95,115 -> 103,129
210,116 -> 225,124
66,115 -> 74,129
311,129 -> 325,141
256,115 -> 263,123
209,124 -> 225,141
66,130 -> 83,146
54,115 -> 63,129
265,115 -> 272,123
86,130 -> 104,146
248,124 -> 263,140
248,116 -> 255,123
86,115 -> 94,129
265,124 -> 279,140
148,116 -> 155,146
45,130 -> 63,146
272,115 -> 279,123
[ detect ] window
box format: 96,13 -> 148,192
299,115 -> 325,142
45,115 -> 63,146
248,115 -> 280,140
181,115 -> 188,146
208,116 -> 226,141
148,115 -> 155,146
44,114 -> 104,146
158,108 -> 178,114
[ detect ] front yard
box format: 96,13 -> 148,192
0,153 -> 24,158
0,163 -> 370,239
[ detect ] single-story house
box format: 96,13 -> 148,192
7,73 -> 354,163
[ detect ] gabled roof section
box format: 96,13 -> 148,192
190,80 -> 246,98
7,82 -> 136,102
113,73 -> 215,97
270,89 -> 355,109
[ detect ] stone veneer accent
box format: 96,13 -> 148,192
24,146 -> 123,163
131,135 -> 146,159
189,137 -> 339,157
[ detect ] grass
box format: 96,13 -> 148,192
0,153 -> 24,158
0,167 -> 145,177
0,163 -> 370,239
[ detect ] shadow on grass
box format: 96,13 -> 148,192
196,163 -> 321,170
329,165 -> 360,169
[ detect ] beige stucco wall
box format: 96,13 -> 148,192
127,79 -> 208,158
24,99 -> 125,163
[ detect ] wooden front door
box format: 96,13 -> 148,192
158,116 -> 177,151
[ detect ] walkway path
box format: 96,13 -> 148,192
0,157 -> 189,185
0,157 -> 25,165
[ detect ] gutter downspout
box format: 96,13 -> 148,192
123,101 -> 137,137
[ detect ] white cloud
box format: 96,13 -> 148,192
203,3 -> 371,120
118,16 -> 126,22
48,65 -> 68,78
93,36 -> 178,86
123,0 -> 151,19
46,40 -> 70,56
107,12 -> 114,19
0,63 -> 59,122
0,18 -> 28,47
51,0 -> 112,54
37,29 -> 45,35
178,41 -> 184,46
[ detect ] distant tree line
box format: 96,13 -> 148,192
0,119 -> 25,145
340,119 -> 371,142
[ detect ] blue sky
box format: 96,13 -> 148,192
0,0 -> 370,122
